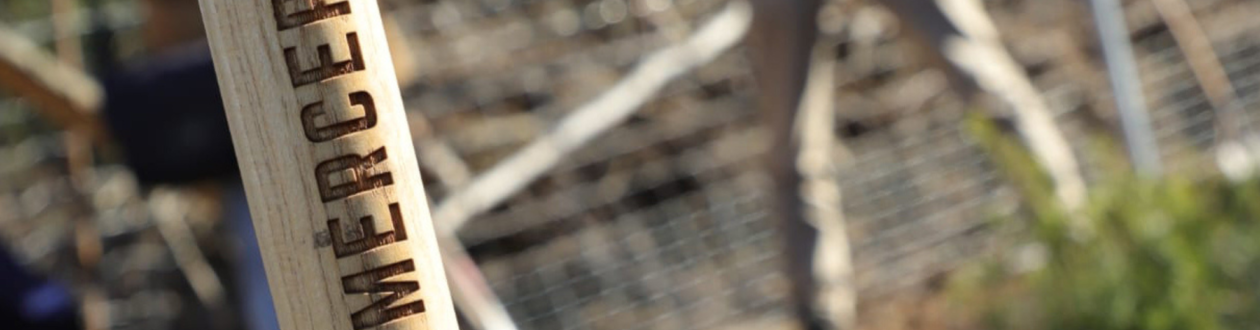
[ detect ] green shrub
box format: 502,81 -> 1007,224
953,115 -> 1260,330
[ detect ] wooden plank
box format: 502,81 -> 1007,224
195,0 -> 458,329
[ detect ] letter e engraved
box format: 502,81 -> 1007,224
316,147 -> 392,202
284,33 -> 365,87
271,0 -> 351,30
303,91 -> 377,142
327,203 -> 407,258
341,260 -> 426,330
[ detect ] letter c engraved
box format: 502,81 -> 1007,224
284,33 -> 365,87
302,91 -> 377,142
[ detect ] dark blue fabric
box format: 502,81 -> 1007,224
0,245 -> 78,330
101,45 -> 238,184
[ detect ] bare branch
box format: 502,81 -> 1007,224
50,0 -> 85,67
914,0 -> 1091,208
797,43 -> 856,330
407,110 -> 518,330
431,1 -> 754,234
1150,0 -> 1236,110
0,25 -> 104,140
148,188 -> 226,308
440,235 -> 520,330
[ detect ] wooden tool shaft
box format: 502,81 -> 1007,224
196,0 -> 457,329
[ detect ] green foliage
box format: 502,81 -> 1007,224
955,115 -> 1260,330
2,0 -> 51,22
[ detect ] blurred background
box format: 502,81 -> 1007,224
3,0 -> 1260,329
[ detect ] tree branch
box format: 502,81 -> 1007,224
431,1 -> 753,234
0,25 -> 104,140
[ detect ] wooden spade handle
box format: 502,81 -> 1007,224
195,0 -> 458,329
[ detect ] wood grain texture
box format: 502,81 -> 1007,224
195,0 -> 458,329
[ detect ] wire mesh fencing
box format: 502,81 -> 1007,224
2,0 -> 1260,329
387,1 -> 793,328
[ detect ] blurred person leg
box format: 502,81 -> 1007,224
100,43 -> 238,185
746,0 -> 830,329
100,42 -> 279,330
224,182 -> 281,330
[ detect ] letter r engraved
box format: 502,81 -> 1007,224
316,147 -> 393,202
258,0 -> 435,326
284,33 -> 365,87
303,91 -> 377,142
271,0 -> 352,30
327,203 -> 408,258
341,260 -> 426,330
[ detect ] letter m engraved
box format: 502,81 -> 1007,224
341,260 -> 426,329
